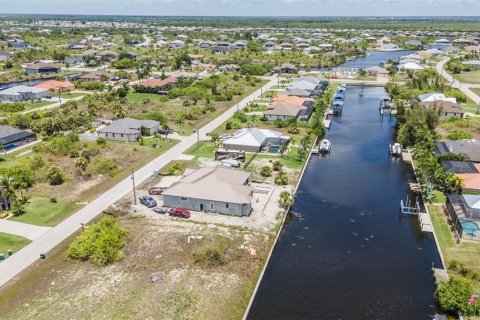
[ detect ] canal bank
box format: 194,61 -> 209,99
246,85 -> 443,320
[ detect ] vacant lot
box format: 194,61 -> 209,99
0,232 -> 30,255
452,70 -> 480,85
0,211 -> 274,319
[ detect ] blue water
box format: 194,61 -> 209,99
3,144 -> 18,151
338,50 -> 415,69
247,86 -> 442,320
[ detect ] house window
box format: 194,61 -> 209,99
226,203 -> 229,209
181,197 -> 187,200
106,133 -> 109,137
121,134 -> 124,138
210,202 -> 214,210
112,133 -> 115,138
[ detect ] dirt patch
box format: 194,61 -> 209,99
1,212 -> 274,320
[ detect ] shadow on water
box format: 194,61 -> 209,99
247,86 -> 442,320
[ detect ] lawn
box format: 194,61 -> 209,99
0,233 -> 30,255
428,205 -> 480,274
451,70 -> 480,85
59,92 -> 84,99
185,140 -> 217,158
10,196 -> 77,227
472,88 -> 480,97
125,92 -> 166,103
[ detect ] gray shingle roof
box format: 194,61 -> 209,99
97,117 -> 159,135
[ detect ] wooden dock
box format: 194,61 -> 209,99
402,150 -> 412,163
419,212 -> 434,233
323,119 -> 332,129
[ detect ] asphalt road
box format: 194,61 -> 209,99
0,76 -> 278,288
436,58 -> 480,106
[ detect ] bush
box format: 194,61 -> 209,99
260,166 -> 272,177
272,160 -> 283,171
87,156 -> 118,175
166,163 -> 183,176
193,238 -> 228,267
96,136 -> 107,146
279,191 -> 294,209
46,166 -> 66,185
435,275 -> 476,315
275,172 -> 288,185
447,130 -> 473,140
67,216 -> 128,266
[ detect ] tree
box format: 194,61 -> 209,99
136,58 -> 152,82
272,160 -> 283,171
275,172 -> 289,185
279,191 -> 294,209
8,162 -> 35,199
358,68 -> 367,96
435,275 -> 476,316
260,166 -> 272,177
46,166 -> 66,185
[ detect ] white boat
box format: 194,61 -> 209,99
389,143 -> 402,156
221,159 -> 241,167
319,139 -> 331,153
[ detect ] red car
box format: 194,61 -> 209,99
168,207 -> 190,218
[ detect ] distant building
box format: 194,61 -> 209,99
36,80 -> 75,94
162,167 -> 253,217
133,76 -> 177,93
0,51 -> 13,62
79,71 -> 110,82
273,63 -> 299,74
24,62 -> 61,74
8,40 -> 30,49
0,85 -> 49,102
97,117 -> 159,142
421,100 -> 464,119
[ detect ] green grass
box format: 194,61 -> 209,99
451,70 -> 480,85
9,196 -> 77,227
428,205 -> 480,273
472,88 -> 480,97
185,140 -> 216,158
125,92 -> 166,103
59,93 -> 84,99
431,190 -> 447,204
255,146 -> 306,170
0,233 -> 30,255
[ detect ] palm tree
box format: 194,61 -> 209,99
358,68 -> 367,97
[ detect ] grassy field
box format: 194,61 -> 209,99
472,88 -> 480,97
10,196 -> 77,227
185,140 -> 217,159
451,70 -> 480,85
0,213 -> 273,319
428,205 -> 480,274
59,92 -> 84,99
0,233 -> 30,255
125,92 -> 166,103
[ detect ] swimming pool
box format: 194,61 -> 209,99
3,143 -> 18,151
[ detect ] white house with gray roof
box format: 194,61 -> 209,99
97,117 -> 159,142
222,128 -> 289,153
0,85 -> 49,102
162,167 -> 253,216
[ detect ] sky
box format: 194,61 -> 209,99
1,0 -> 480,17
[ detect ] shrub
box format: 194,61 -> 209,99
67,216 -> 128,266
87,157 -> 118,175
166,163 -> 183,176
275,172 -> 289,185
260,166 -> 272,177
96,136 -> 107,146
46,166 -> 66,185
272,160 -> 283,171
279,191 -> 294,209
447,130 -> 473,140
435,275 -> 476,315
193,238 -> 228,267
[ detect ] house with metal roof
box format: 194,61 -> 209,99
222,128 -> 289,153
162,167 -> 253,216
0,85 -> 49,102
24,62 -> 61,74
97,117 -> 159,142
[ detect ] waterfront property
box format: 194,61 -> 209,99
284,76 -> 328,97
35,80 -> 75,94
132,76 -> 177,93
436,139 -> 480,162
162,167 -> 253,216
446,194 -> 480,240
0,85 -> 49,102
97,117 -> 159,142
0,125 -> 36,151
421,100 -> 464,119
24,62 -> 61,74
264,96 -> 314,123
222,128 -> 290,153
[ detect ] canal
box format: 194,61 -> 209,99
247,85 -> 443,319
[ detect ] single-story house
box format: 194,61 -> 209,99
97,117 -> 160,142
379,43 -> 400,51
8,40 -> 30,49
79,71 -> 110,82
463,60 -> 480,69
162,167 -> 253,217
24,62 -> 61,74
273,63 -> 299,74
437,139 -> 480,162
421,100 -> 464,119
36,80 -> 75,94
0,125 -> 36,150
442,161 -> 480,192
446,194 -> 480,240
134,76 -> 177,93
405,40 -> 423,47
222,128 -> 290,153
0,85 -> 49,102
418,93 -> 456,104
0,51 -> 13,62
264,101 -> 314,123
365,66 -> 389,77
399,62 -> 424,71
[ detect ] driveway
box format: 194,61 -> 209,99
0,220 -> 51,241
0,76 -> 278,288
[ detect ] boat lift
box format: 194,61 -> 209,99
400,196 -> 420,216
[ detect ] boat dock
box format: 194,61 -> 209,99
323,119 -> 331,129
400,198 -> 433,233
432,267 -> 449,285
402,150 -> 413,163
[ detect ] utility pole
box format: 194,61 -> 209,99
131,168 -> 137,205
477,101 -> 480,115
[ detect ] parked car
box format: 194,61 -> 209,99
159,128 -> 174,135
153,207 -> 168,214
168,207 -> 190,218
139,195 -> 157,208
